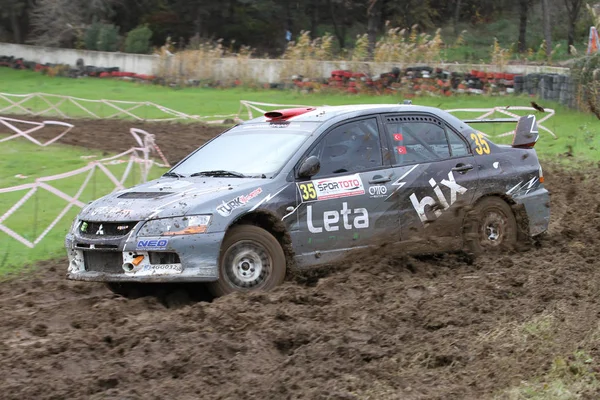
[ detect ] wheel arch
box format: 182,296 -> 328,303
225,210 -> 296,268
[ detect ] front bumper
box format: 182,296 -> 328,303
513,186 -> 550,236
66,230 -> 225,282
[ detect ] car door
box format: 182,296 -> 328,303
381,113 -> 479,245
292,116 -> 399,266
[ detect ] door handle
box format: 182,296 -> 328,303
369,176 -> 392,184
451,163 -> 474,173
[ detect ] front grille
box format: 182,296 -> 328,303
118,192 -> 173,199
79,221 -> 137,237
83,251 -> 123,274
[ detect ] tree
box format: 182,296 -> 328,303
124,25 -> 153,54
541,0 -> 552,58
453,0 -> 462,35
28,0 -> 119,47
367,0 -> 382,57
29,0 -> 85,47
564,0 -> 583,54
518,0 -> 528,53
0,0 -> 27,43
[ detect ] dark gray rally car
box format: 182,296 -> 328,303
65,104 -> 549,296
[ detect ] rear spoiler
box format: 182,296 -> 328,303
463,114 -> 539,149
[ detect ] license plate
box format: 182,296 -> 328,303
139,263 -> 183,275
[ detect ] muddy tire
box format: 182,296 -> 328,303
464,197 -> 518,254
208,225 -> 286,297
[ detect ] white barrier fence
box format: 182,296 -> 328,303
239,100 -> 557,139
0,92 -> 242,124
445,106 -> 557,139
0,117 -> 170,248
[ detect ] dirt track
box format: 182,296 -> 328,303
6,116 -> 227,164
2,118 -> 600,399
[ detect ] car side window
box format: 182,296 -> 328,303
385,117 -> 450,166
308,118 -> 383,177
446,128 -> 470,157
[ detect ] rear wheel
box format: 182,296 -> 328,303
208,225 -> 286,297
465,197 -> 518,254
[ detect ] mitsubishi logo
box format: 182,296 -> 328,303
96,224 -> 104,235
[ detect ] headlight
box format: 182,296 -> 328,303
138,215 -> 212,237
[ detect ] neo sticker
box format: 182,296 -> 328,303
136,239 -> 168,250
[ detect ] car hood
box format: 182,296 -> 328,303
78,177 -> 266,222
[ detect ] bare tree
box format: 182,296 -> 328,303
367,0 -> 382,58
564,0 -> 583,53
541,0 -> 552,58
28,0 -> 119,47
28,0 -> 84,46
453,0 -> 462,35
518,0 -> 528,53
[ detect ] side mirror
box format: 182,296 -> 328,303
298,156 -> 320,179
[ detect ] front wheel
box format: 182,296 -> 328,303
464,197 -> 518,254
208,225 -> 286,297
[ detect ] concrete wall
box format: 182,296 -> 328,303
0,42 -> 571,83
0,43 -> 157,75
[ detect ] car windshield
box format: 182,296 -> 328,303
169,122 -> 320,178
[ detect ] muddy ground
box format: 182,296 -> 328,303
4,116 -> 227,164
1,118 -> 600,399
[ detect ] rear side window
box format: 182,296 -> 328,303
384,116 -> 469,166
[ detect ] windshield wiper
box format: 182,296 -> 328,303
190,170 -> 248,178
162,171 -> 185,178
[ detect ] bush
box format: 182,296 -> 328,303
125,25 -> 153,54
84,22 -> 120,52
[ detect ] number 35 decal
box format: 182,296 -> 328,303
298,182 -> 317,201
470,132 -> 491,155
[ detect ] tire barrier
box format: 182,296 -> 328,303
513,74 -> 575,108
0,117 -> 170,248
0,55 -> 155,81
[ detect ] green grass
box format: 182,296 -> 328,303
1,69 -> 599,162
0,136 -> 166,274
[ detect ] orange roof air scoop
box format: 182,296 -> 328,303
265,107 -> 316,121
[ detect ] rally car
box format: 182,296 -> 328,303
65,104 -> 549,297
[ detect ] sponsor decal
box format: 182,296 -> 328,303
393,133 -> 403,141
89,206 -> 132,216
396,146 -> 407,155
409,171 -> 467,223
80,221 -> 88,232
216,187 -> 263,217
96,224 -> 104,235
307,201 -> 369,233
297,174 -> 364,202
368,185 -> 388,198
136,239 -> 169,250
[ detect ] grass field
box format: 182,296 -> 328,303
1,68 -> 599,273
